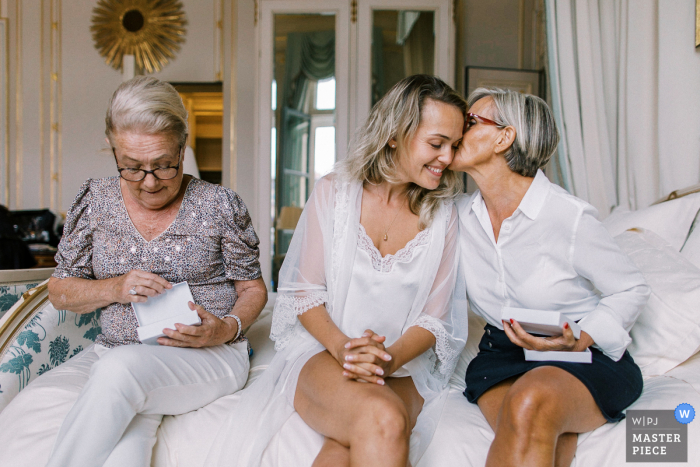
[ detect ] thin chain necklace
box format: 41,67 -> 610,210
370,186 -> 407,241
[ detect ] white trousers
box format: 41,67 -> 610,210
0,341 -> 249,467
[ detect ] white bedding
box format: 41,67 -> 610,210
153,312 -> 700,467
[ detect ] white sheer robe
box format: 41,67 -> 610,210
205,174 -> 468,466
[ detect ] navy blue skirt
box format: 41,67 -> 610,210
464,325 -> 643,422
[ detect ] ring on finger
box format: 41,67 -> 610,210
129,287 -> 138,296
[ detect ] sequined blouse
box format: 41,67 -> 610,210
53,176 -> 262,348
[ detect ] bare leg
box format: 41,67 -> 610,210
479,367 -> 606,467
478,367 -> 605,467
312,438 -> 350,467
554,433 -> 578,467
294,351 -> 424,467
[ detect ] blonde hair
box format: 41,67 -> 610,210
337,75 -> 466,228
467,88 -> 559,177
105,76 -> 188,147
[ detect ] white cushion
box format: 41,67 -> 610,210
603,192 -> 700,250
153,296 -> 700,467
422,347 -> 700,467
449,310 -> 487,393
680,208 -> 700,269
615,229 -> 700,376
246,309 -> 275,372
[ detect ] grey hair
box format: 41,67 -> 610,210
337,74 -> 466,228
467,87 -> 559,177
105,76 -> 188,147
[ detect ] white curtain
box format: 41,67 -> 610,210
545,0 -> 661,215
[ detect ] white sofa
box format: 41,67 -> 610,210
1,191 -> 700,466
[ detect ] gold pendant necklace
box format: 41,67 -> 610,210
381,195 -> 406,242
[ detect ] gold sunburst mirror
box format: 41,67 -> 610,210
91,0 -> 188,74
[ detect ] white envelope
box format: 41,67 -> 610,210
501,307 -> 581,339
131,281 -> 201,345
524,348 -> 593,363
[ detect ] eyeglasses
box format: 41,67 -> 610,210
465,113 -> 503,130
113,147 -> 182,182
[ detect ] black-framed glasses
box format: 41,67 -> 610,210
113,146 -> 183,182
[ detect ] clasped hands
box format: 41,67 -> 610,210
502,319 -> 593,352
113,269 -> 237,348
335,329 -> 394,386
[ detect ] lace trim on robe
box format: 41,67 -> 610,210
331,180 -> 350,283
270,291 -> 329,351
412,313 -> 460,382
356,224 -> 431,273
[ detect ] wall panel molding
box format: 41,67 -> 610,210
0,15 -> 9,206
48,0 -> 62,211
13,0 -> 20,208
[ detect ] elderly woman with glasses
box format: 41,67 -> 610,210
0,76 -> 267,467
449,88 -> 649,467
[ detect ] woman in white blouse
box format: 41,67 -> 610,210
205,75 -> 469,467
449,88 -> 650,467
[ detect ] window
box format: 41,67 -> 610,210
315,77 -> 336,110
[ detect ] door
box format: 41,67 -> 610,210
355,0 -> 454,131
256,0 -> 453,290
257,1 -> 350,290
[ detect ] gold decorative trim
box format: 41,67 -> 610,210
254,0 -> 258,27
39,0 -> 45,207
215,0 -> 224,81
653,183 -> 700,205
230,0 -> 237,190
0,284 -> 49,358
0,16 -> 8,207
14,0 -> 22,209
49,0 -> 55,210
351,0 -> 357,24
44,0 -> 62,211
91,0 -> 187,74
696,0 -> 700,48
56,0 -> 62,210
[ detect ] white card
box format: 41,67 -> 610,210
524,348 -> 592,363
501,307 -> 581,339
131,281 -> 201,345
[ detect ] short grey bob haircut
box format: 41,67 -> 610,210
337,74 -> 467,228
467,88 -> 559,178
105,76 -> 188,147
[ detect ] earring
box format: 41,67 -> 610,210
390,144 -> 396,149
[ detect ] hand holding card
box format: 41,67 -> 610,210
131,281 -> 201,345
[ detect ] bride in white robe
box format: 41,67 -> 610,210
206,75 -> 469,467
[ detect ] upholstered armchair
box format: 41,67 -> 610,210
0,272 -> 102,411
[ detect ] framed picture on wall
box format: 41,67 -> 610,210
465,66 -> 545,99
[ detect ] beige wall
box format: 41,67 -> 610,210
455,0 -> 543,98
658,0 -> 700,193
2,0 -> 698,215
2,0 -> 224,212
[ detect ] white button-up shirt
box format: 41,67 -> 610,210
457,170 -> 650,361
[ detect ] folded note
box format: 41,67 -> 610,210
501,307 -> 581,339
131,281 -> 201,345
524,348 -> 592,363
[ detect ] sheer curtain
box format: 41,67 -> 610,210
278,29 -> 335,218
282,30 -> 335,111
545,0 -> 660,215
398,12 -> 435,77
